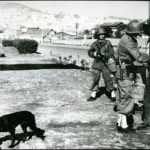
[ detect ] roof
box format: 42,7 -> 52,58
56,32 -> 76,36
101,22 -> 124,27
27,28 -> 41,34
18,33 -> 42,39
18,28 -> 56,37
41,29 -> 54,36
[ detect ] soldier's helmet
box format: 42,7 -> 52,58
96,26 -> 106,35
126,19 -> 144,34
94,26 -> 106,39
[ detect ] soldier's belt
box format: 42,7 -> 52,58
120,60 -> 132,66
120,62 -> 133,70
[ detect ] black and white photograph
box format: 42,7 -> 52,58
0,0 -> 149,149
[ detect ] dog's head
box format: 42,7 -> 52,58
37,129 -> 45,135
36,129 -> 45,140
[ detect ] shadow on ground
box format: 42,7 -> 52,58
0,131 -> 45,148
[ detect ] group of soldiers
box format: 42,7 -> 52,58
87,19 -> 150,133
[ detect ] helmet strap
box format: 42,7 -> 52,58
128,33 -> 138,41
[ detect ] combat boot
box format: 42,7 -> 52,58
87,96 -> 97,101
87,91 -> 97,101
127,115 -> 134,129
116,114 -> 136,133
137,123 -> 149,130
117,126 -> 136,133
87,89 -> 104,101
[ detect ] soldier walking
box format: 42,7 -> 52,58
114,19 -> 150,133
87,26 -> 116,101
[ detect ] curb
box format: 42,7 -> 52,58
0,63 -> 81,71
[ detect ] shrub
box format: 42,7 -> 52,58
2,39 -> 13,47
13,39 -> 38,54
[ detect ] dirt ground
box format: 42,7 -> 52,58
0,69 -> 150,149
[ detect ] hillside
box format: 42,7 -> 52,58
0,2 -> 133,32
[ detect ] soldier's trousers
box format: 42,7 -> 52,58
116,79 -> 135,116
142,72 -> 150,124
90,68 -> 114,93
116,72 -> 145,116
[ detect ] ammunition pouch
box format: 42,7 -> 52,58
119,60 -> 136,80
107,57 -> 117,73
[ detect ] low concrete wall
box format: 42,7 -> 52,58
51,37 -> 149,49
0,63 -> 80,70
52,38 -> 120,47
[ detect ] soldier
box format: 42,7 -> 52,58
87,26 -> 116,101
114,19 -> 150,133
137,18 -> 150,130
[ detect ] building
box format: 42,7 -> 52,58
43,29 -> 56,43
103,16 -> 131,24
101,22 -> 126,37
55,31 -> 76,40
17,27 -> 54,43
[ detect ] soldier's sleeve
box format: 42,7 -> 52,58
88,43 -> 97,58
126,41 -> 150,63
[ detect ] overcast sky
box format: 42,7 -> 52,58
14,1 -> 149,20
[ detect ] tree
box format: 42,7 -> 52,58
83,29 -> 90,35
115,23 -> 127,38
54,12 -> 65,31
104,26 -> 113,38
73,14 -> 80,20
75,22 -> 79,37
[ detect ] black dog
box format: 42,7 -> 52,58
0,111 -> 45,148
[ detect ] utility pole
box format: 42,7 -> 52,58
75,22 -> 78,37
149,1 -> 150,18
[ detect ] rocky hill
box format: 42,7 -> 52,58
0,2 -> 133,32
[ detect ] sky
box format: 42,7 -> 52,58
13,1 -> 149,20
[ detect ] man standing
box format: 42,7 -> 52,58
87,26 -> 116,101
115,19 -> 150,133
137,19 -> 150,130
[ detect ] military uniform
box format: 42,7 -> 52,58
137,19 -> 150,130
88,39 -> 115,99
140,72 -> 150,126
115,31 -> 150,132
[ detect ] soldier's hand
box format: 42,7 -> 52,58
93,51 -> 97,57
95,52 -> 101,61
143,63 -> 148,68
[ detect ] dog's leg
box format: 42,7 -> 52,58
21,123 -> 28,142
9,128 -> 15,148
